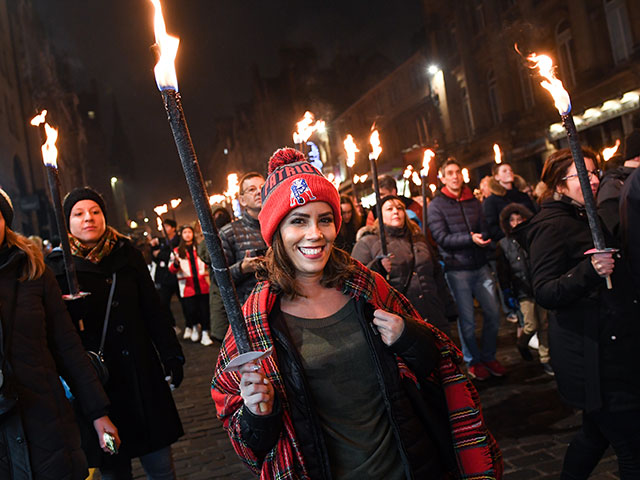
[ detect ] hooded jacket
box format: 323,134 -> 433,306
482,179 -> 537,242
495,203 -> 534,299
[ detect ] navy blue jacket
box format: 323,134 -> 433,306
427,187 -> 490,272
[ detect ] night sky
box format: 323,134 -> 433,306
31,1 -> 424,214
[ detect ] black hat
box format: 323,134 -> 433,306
63,187 -> 107,227
0,188 -> 14,229
624,130 -> 640,161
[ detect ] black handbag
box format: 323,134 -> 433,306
86,272 -> 116,385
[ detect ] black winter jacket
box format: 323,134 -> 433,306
151,234 -> 180,288
427,188 -> 489,272
597,165 -> 636,237
239,298 -> 458,479
620,167 -> 640,292
526,196 -> 640,412
46,238 -> 184,466
0,246 -> 110,480
351,226 -> 457,332
219,214 -> 267,303
483,188 -> 537,242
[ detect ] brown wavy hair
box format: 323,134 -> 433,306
539,147 -> 598,202
256,230 -> 357,300
371,198 -> 424,241
4,228 -> 46,281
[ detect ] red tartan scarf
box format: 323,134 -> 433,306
211,259 -> 503,480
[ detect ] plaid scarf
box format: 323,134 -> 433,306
211,259 -> 503,480
69,226 -> 120,264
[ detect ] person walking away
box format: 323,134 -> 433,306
496,203 -> 552,375
0,188 -> 121,479
46,187 -> 184,480
352,195 -> 457,336
169,225 -> 213,346
526,148 -> 640,478
219,172 -> 268,304
427,158 -> 505,381
211,147 -> 503,479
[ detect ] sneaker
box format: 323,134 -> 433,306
468,364 -> 490,381
483,360 -> 506,377
200,331 -> 213,346
542,363 -> 555,376
183,327 -> 192,340
528,333 -> 539,350
190,327 -> 200,343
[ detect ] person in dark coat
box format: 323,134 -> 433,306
334,195 -> 362,253
525,149 -> 640,478
483,163 -> 537,243
46,187 -> 185,480
352,195 -> 457,335
150,218 -> 182,332
0,188 -> 119,480
620,166 -> 640,293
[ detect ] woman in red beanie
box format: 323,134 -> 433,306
211,148 -> 502,479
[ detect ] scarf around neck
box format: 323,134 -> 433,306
69,226 -> 120,264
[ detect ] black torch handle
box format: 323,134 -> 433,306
561,114 -> 607,251
421,178 -> 428,237
369,158 -> 388,256
161,89 -> 251,353
46,165 -> 80,296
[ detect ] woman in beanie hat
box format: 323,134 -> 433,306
0,188 -> 119,479
211,148 -> 502,479
352,195 -> 457,336
46,186 -> 184,479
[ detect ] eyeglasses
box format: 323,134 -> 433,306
241,185 -> 263,195
561,169 -> 602,181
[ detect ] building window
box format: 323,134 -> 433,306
604,0 -> 633,64
519,63 -> 535,110
556,20 -> 577,87
461,86 -> 475,137
487,69 -> 501,124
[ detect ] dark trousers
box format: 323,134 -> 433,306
561,408 -> 640,479
181,294 -> 210,331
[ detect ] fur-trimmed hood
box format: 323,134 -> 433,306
499,202 -> 534,236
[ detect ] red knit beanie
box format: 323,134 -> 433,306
259,147 -> 342,246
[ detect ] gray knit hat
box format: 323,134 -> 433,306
0,188 -> 14,229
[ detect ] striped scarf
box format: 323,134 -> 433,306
211,259 -> 503,480
69,226 -> 120,264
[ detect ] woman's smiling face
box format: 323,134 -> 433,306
279,201 -> 336,278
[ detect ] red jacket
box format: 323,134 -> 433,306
168,245 -> 209,297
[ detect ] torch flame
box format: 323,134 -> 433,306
344,134 -> 359,168
225,174 -> 239,198
493,143 -> 502,164
429,184 -> 437,193
156,217 -> 163,231
602,139 -> 621,162
30,110 -> 48,126
402,165 -> 413,179
369,129 -> 382,161
293,111 -> 324,144
149,0 -> 180,91
526,52 -> 571,115
421,149 -> 434,177
170,198 -> 182,209
41,123 -> 59,168
461,168 -> 470,184
209,194 -> 226,205
154,204 -> 169,216
412,171 -> 422,186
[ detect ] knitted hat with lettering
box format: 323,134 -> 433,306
0,188 -> 14,229
259,147 -> 341,246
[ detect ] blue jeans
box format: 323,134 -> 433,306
445,265 -> 501,366
100,446 -> 176,480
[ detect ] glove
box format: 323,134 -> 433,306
502,288 -> 520,311
163,357 -> 184,388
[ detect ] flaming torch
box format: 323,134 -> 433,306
602,139 -> 620,162
493,143 -> 502,164
344,134 -> 359,198
31,111 -> 87,301
527,52 -> 614,288
293,111 -> 324,156
153,203 -> 170,239
421,149 -> 435,235
368,128 -> 388,255
148,0 -> 268,367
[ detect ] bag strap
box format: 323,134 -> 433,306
98,272 -> 117,357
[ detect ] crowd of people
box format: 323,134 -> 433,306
1,126 -> 639,478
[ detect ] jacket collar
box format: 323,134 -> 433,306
441,185 -> 474,201
241,213 -> 260,229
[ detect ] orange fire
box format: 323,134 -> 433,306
344,134 -> 359,168
156,217 -> 163,231
149,0 -> 180,91
225,174 -> 239,198
154,204 -> 169,216
402,165 -> 414,179
493,143 -> 502,164
293,111 -> 324,144
422,149 -> 435,177
461,168 -> 470,184
209,194 -> 226,205
526,52 -> 571,115
602,139 -> 621,162
30,110 -> 48,126
369,129 -> 382,161
170,198 -> 182,209
429,184 -> 437,193
412,171 -> 422,186
30,111 -> 59,168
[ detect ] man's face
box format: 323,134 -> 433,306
441,164 -> 463,193
495,164 -> 514,185
239,176 -> 265,213
164,223 -> 176,237
379,187 -> 396,198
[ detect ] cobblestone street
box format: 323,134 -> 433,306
125,304 -> 618,479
